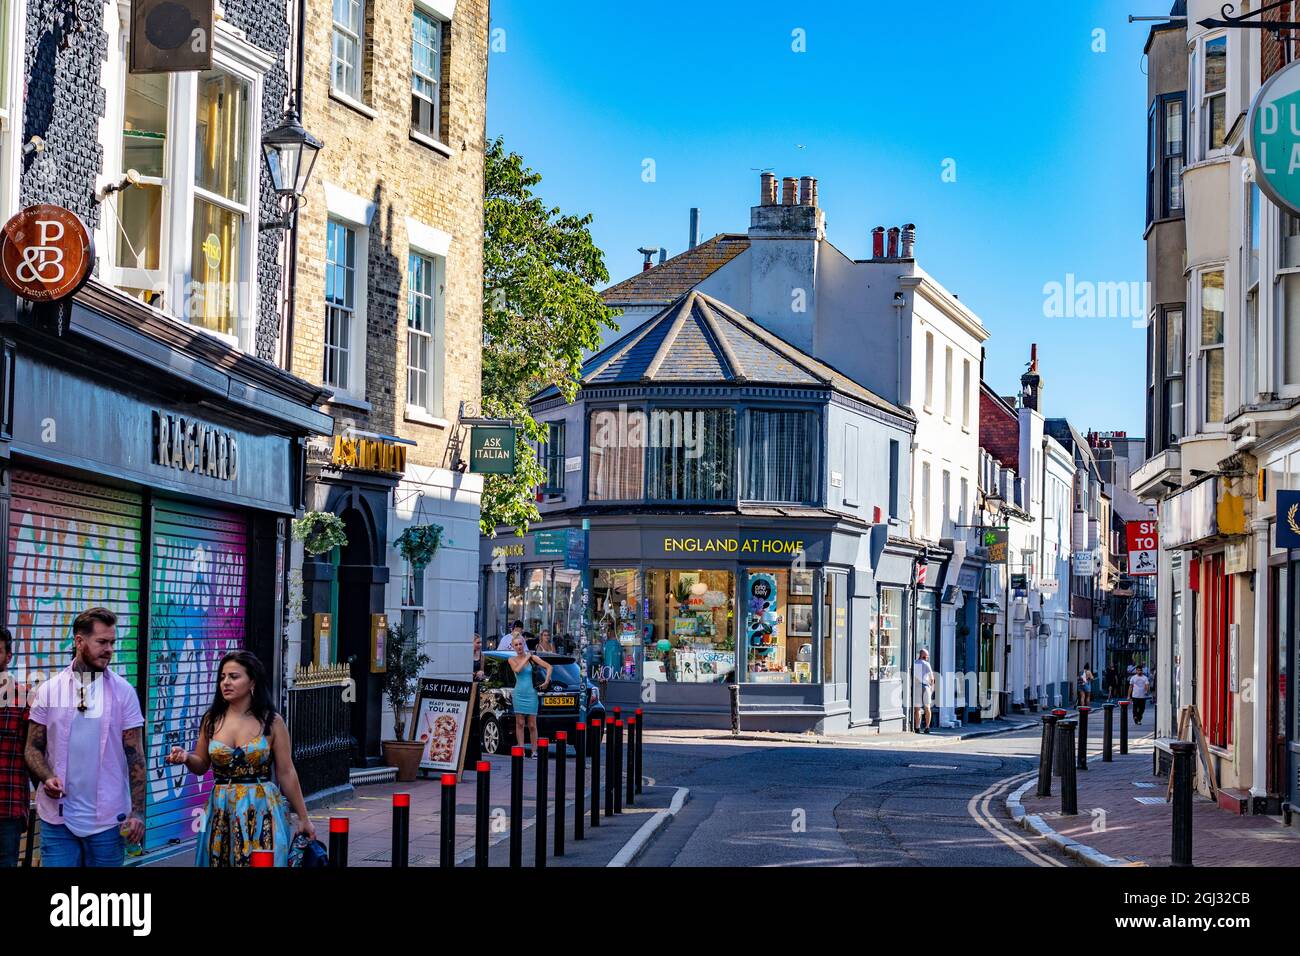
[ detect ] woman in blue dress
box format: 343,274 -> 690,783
167,650 -> 315,866
508,634 -> 552,757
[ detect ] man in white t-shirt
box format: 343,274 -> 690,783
913,649 -> 934,734
1128,665 -> 1152,725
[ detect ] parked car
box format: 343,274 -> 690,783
478,650 -> 605,755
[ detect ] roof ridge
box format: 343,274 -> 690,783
700,293 -> 832,386
641,291 -> 696,382
695,297 -> 748,384
582,302 -> 672,384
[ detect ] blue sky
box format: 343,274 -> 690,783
486,0 -> 1151,435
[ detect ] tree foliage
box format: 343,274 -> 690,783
480,136 -> 619,535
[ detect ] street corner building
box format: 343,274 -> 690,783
482,174 -> 1004,734
0,0 -> 489,854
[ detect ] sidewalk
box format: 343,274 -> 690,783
647,715 -> 1034,748
1009,740 -> 1300,867
146,747 -> 667,868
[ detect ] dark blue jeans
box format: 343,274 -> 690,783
0,818 -> 20,867
39,821 -> 124,867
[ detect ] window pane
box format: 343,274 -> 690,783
1164,98 -> 1183,156
646,408 -> 735,501
1167,377 -> 1185,442
1205,348 -> 1224,422
1283,273 -> 1300,385
1203,36 -> 1226,93
1165,308 -> 1183,375
746,569 -> 814,683
122,69 -> 169,178
1200,271 -> 1224,346
117,184 -> 163,272
873,588 -> 904,681
411,10 -> 440,136
194,71 -> 248,204
594,568 -> 644,682
744,410 -> 817,503
588,409 -> 645,500
324,221 -> 356,390
644,569 -> 733,684
1284,214 -> 1300,269
189,198 -> 243,337
1249,185 -> 1260,287
407,252 -> 435,410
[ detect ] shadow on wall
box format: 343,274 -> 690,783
365,182 -> 400,437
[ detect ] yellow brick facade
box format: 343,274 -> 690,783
291,0 -> 487,468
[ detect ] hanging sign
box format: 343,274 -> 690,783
469,426 -> 516,474
0,205 -> 93,302
1276,490 -> 1300,548
1125,520 -> 1159,576
1249,58 -> 1300,217
981,527 -> 1009,565
130,0 -> 214,74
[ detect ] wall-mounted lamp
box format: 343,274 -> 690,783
260,99 -> 322,232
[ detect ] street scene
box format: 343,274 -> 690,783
0,0 -> 1295,936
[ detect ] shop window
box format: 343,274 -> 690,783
915,591 -> 938,660
873,587 -> 905,681
646,408 -> 735,501
745,409 -> 819,504
593,568 -> 642,681
550,569 -> 582,655
522,567 -> 549,636
744,568 -> 815,683
822,570 -> 847,686
588,408 -> 645,501
644,569 -> 734,683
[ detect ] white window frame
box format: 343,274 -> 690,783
1196,266 -> 1226,428
332,0 -> 366,102
920,460 -> 931,540
0,0 -> 26,221
98,4 -> 268,353
405,217 -> 450,423
411,6 -> 442,142
322,183 -> 376,404
924,331 -> 934,410
1193,32 -> 1228,162
961,358 -> 971,429
1277,209 -> 1300,398
943,345 -> 953,421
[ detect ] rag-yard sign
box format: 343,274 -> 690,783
0,205 -> 93,302
1125,520 -> 1159,576
1249,59 -> 1300,216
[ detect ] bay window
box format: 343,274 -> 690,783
1146,92 -> 1185,225
744,409 -> 818,503
1199,270 -> 1224,425
411,9 -> 442,140
1201,34 -> 1227,155
647,408 -> 735,501
1165,307 -> 1185,444
588,408 -> 646,501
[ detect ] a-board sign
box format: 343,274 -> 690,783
411,678 -> 477,776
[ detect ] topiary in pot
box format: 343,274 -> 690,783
381,622 -> 431,781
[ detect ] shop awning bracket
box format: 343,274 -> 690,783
1198,1 -> 1300,32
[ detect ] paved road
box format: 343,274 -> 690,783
634,722 -> 1120,867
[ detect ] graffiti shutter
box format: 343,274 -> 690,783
7,470 -> 145,687
145,499 -> 249,851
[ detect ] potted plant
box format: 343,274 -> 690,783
292,511 -> 348,557
393,522 -> 445,569
381,622 -> 430,781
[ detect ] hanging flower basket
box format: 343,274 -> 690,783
292,511 -> 348,557
394,523 -> 445,569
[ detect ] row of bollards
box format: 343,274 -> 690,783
320,708 -> 646,868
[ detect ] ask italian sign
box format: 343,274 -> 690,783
1249,59 -> 1300,216
469,425 -> 516,474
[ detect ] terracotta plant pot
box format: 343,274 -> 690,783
382,739 -> 425,782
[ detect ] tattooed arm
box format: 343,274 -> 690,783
122,727 -> 146,843
24,722 -> 62,797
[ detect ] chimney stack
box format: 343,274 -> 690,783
760,172 -> 777,205
901,223 -> 915,258
637,246 -> 658,272
799,176 -> 817,207
688,208 -> 701,249
781,176 -> 798,206
658,247 -> 667,265
871,226 -> 885,258
886,226 -> 900,258
1021,343 -> 1044,412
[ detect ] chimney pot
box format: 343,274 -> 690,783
901,223 -> 916,258
799,176 -> 815,207
760,172 -> 777,205
688,208 -> 701,248
886,226 -> 900,259
871,226 -> 885,259
781,176 -> 798,206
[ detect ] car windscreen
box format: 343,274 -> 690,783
540,656 -> 582,689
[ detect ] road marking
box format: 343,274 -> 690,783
908,763 -> 959,770
967,771 -> 1066,867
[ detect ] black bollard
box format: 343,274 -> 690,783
614,720 -> 624,814
391,792 -> 410,868
1103,703 -> 1115,762
729,683 -> 740,736
1057,720 -> 1078,815
591,719 -> 602,828
1171,740 -> 1195,867
440,773 -> 456,868
554,731 -> 568,857
474,760 -> 490,868
575,723 -> 586,841
1036,713 -> 1059,797
635,708 -> 644,794
605,717 -> 616,818
1119,699 -> 1130,755
626,716 -> 636,807
1077,706 -> 1090,771
328,817 -> 349,868
535,738 -> 550,868
510,745 -> 524,868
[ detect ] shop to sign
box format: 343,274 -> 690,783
664,536 -> 806,555
153,410 -> 239,481
331,435 -> 407,474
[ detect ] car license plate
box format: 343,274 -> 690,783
543,695 -> 575,707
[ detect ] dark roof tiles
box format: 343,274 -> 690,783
601,234 -> 750,305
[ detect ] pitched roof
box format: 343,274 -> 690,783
601,234 -> 750,306
539,289 -> 911,420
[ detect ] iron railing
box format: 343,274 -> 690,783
287,662 -> 354,798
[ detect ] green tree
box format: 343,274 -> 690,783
480,136 -> 619,535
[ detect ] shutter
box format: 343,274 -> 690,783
7,471 -> 144,686
145,499 -> 249,851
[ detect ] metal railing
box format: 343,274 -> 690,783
287,662 -> 354,798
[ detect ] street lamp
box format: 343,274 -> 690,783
260,99 -> 323,231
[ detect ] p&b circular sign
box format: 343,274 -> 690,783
0,205 -> 94,302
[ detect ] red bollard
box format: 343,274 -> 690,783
392,792 -> 410,868
328,817 -> 349,868
250,850 -> 274,867
440,773 -> 457,868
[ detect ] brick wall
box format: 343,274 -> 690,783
292,0 -> 487,469
1263,1 -> 1292,82
980,385 -> 1020,471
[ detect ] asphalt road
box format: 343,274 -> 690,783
633,723 -> 1105,867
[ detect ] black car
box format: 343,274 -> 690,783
479,650 -> 604,755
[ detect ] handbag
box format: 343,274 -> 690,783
531,661 -> 548,691
289,834 -> 329,868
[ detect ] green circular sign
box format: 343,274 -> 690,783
1249,60 -> 1300,216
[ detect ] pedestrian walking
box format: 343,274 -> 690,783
167,650 -> 315,866
912,648 -> 934,734
1078,665 -> 1093,707
1104,663 -> 1120,701
24,608 -> 146,867
1128,665 -> 1151,725
0,627 -> 30,867
508,634 -> 552,757
465,634 -> 486,768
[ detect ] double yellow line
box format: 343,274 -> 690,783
966,770 -> 1067,867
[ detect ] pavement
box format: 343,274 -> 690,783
1008,722 -> 1300,867
144,744 -> 670,868
647,715 -> 1035,749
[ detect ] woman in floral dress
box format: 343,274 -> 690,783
167,650 -> 315,866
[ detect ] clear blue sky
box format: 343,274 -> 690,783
486,0 -> 1151,435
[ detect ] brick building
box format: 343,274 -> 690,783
287,0 -> 487,768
